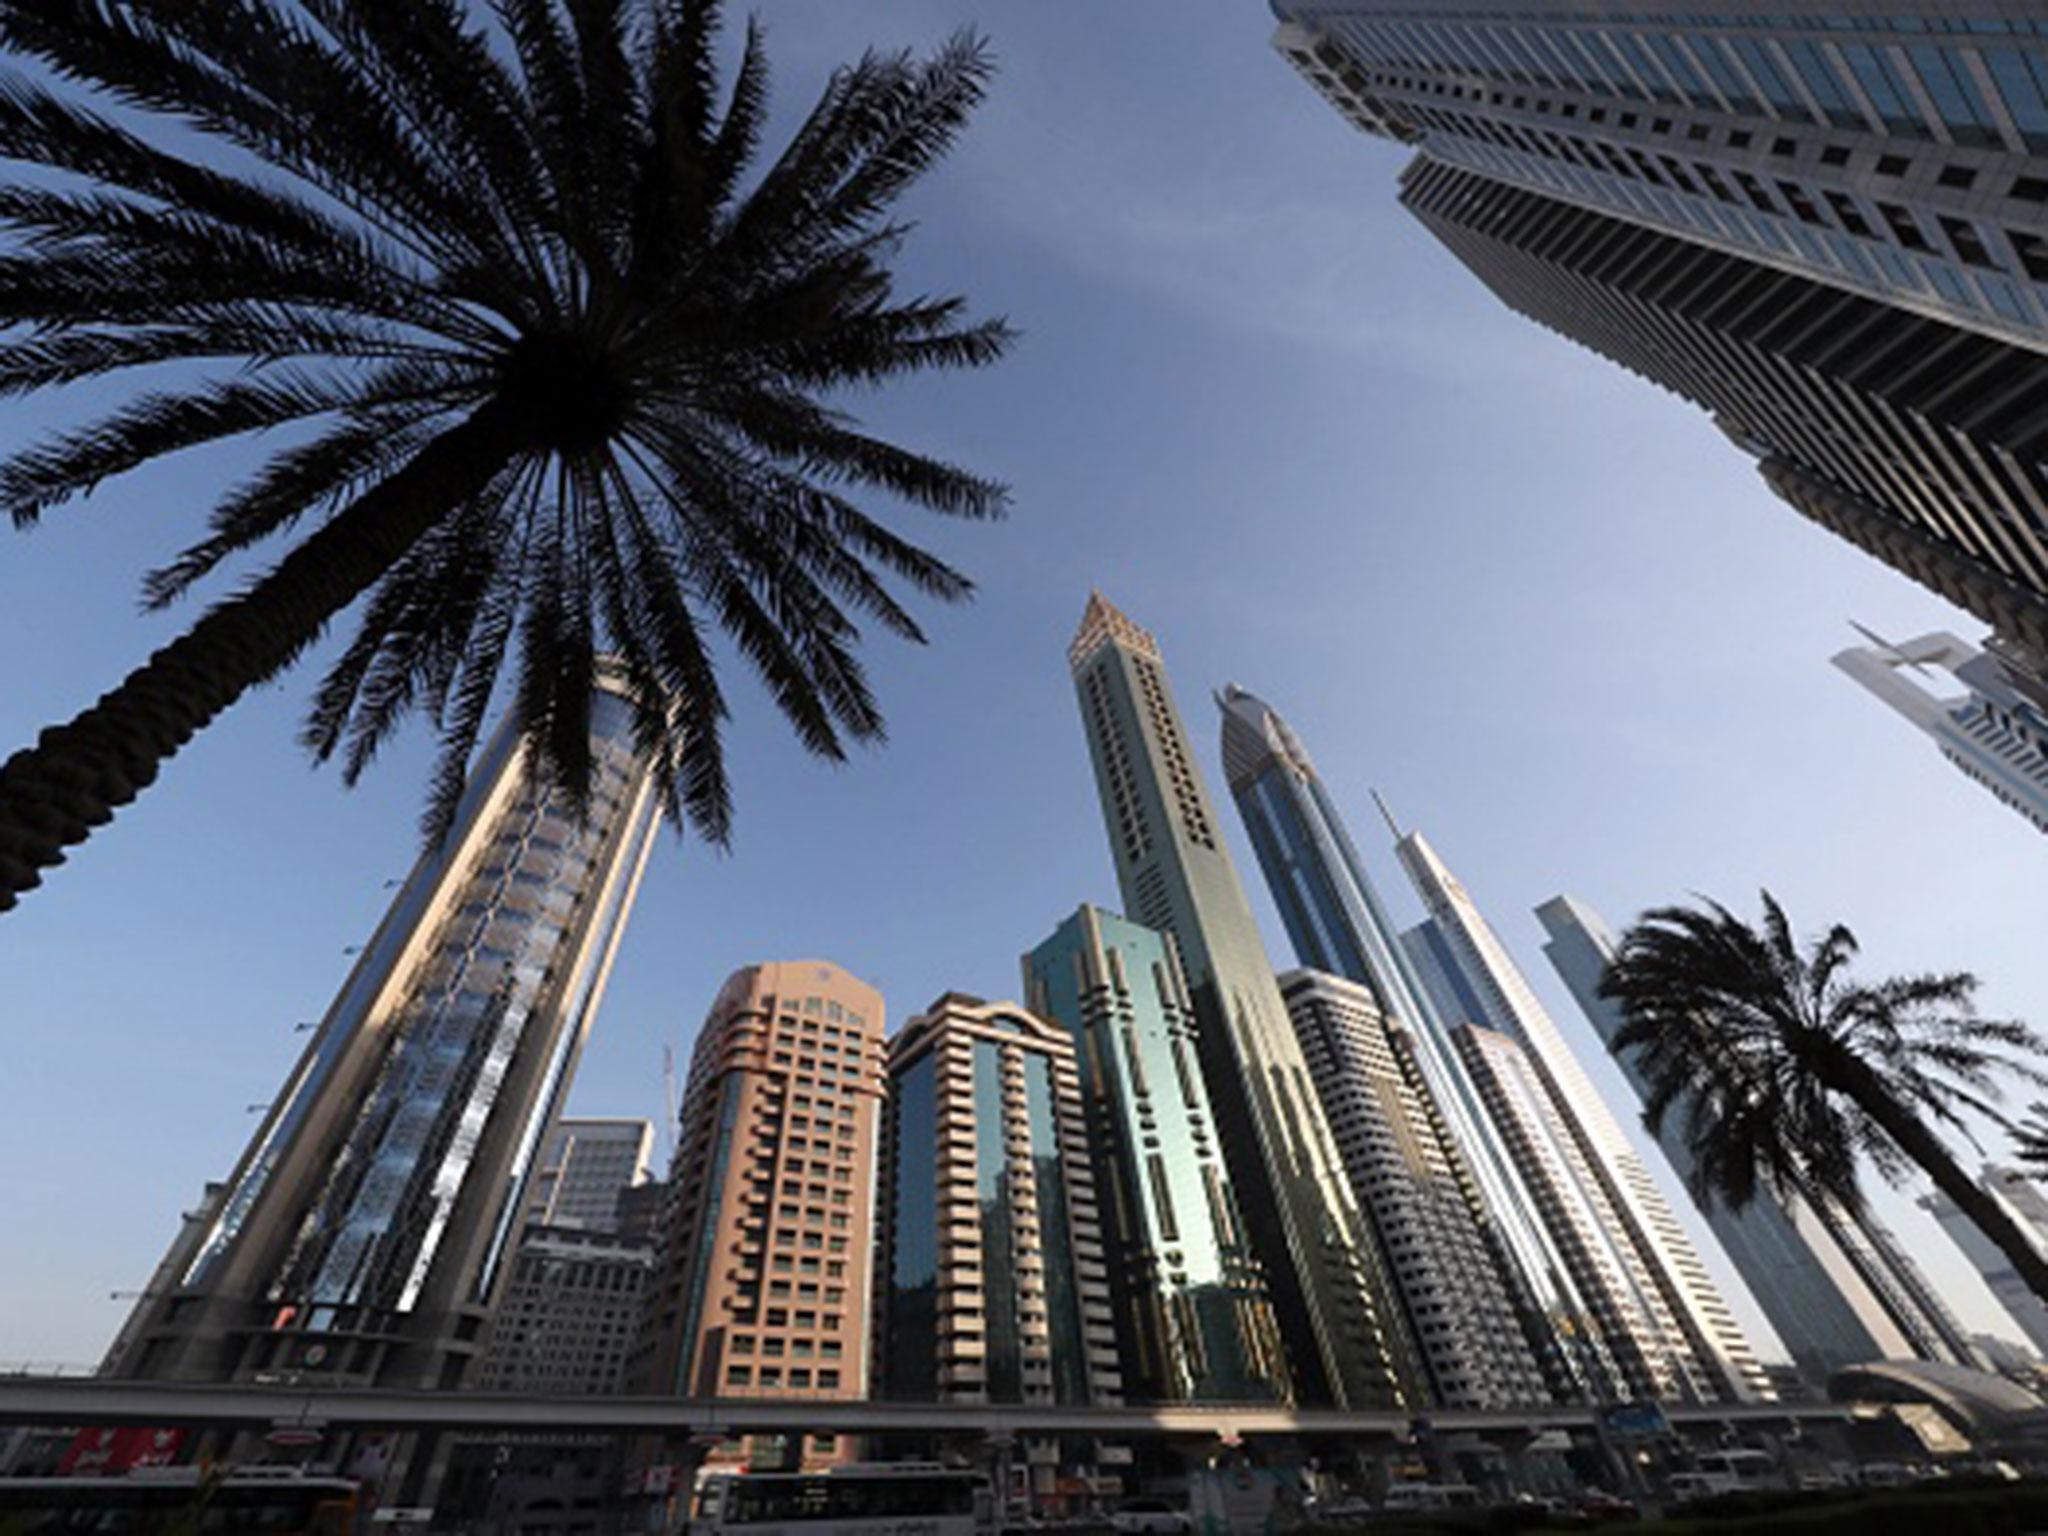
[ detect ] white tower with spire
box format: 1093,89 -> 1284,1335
1834,626 -> 2048,835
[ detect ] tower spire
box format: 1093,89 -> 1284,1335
1371,788 -> 1403,840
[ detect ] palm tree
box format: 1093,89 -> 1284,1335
0,0 -> 1013,912
1599,890 -> 2048,1310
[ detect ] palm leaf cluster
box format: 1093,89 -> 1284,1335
1600,891 -> 2043,1216
0,0 -> 1010,906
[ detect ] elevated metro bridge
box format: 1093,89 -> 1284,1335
0,1376 -> 1853,1445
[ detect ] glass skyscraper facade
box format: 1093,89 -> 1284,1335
1216,683 -> 1606,1403
1397,832 -> 1768,1403
1068,594 -> 1411,1408
875,993 -> 1122,1410
1025,904 -> 1291,1404
1271,1 -> 2048,672
108,676 -> 659,1396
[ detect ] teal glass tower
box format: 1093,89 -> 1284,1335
1066,593 -> 1412,1408
1025,904 -> 1291,1404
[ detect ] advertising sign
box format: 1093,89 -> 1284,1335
56,1426 -> 184,1476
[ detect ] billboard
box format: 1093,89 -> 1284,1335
56,1426 -> 185,1476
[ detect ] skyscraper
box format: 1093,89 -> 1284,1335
1278,968 -> 1552,1408
1538,891 -> 1986,1381
1449,1021 -> 1694,1401
108,674 -> 659,1395
1068,593 -> 1409,1407
638,961 -> 884,1467
1921,1188 -> 2048,1359
522,1118 -> 656,1233
484,1115 -> 660,1395
1835,627 -> 2048,834
875,992 -> 1124,1513
1989,1165 -> 2048,1252
1217,682 -> 1613,1402
1270,3 -> 2048,664
475,1225 -> 657,1396
1398,833 -> 1766,1403
1024,905 -> 1291,1404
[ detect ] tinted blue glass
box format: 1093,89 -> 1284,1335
1779,40 -> 1867,127
1025,1058 -> 1089,1405
885,1055 -> 939,1399
1984,48 -> 2048,151
1691,35 -> 1762,112
1611,32 -> 1680,103
1588,33 -> 1648,101
1904,45 -> 2001,146
974,1041 -> 1022,1401
1645,33 -> 1709,101
1839,43 -> 1934,138
1727,38 -> 1808,118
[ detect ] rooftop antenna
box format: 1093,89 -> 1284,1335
1371,788 -> 1403,840
1849,619 -> 1935,675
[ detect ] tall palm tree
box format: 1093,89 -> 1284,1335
0,0 -> 1013,912
1599,890 -> 2048,1310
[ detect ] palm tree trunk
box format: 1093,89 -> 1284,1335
0,399 -> 528,914
1841,1060 -> 2048,1312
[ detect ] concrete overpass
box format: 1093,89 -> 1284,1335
0,1376 -> 1853,1443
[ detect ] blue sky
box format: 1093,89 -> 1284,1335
2,1 -> 2044,1370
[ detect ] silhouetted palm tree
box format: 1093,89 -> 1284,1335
0,0 -> 1012,911
1600,890 -> 2048,1308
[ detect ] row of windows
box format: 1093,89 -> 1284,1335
1330,14 -> 2048,154
727,1335 -> 845,1358
724,1365 -> 843,1389
1409,96 -> 2048,333
1429,164 -> 2048,598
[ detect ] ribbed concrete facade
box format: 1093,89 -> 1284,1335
107,677 -> 659,1397
638,962 -> 885,1466
1024,905 -> 1291,1405
1278,969 -> 1552,1409
1068,594 -> 1410,1409
876,994 -> 1123,1411
1271,1 -> 2048,663
1451,1022 -> 1690,1401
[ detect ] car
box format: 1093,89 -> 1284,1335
1305,1498 -> 1377,1525
1108,1499 -> 1191,1535
1575,1490 -> 1640,1523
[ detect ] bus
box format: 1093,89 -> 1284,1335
0,1468 -> 359,1532
693,1465 -> 996,1536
